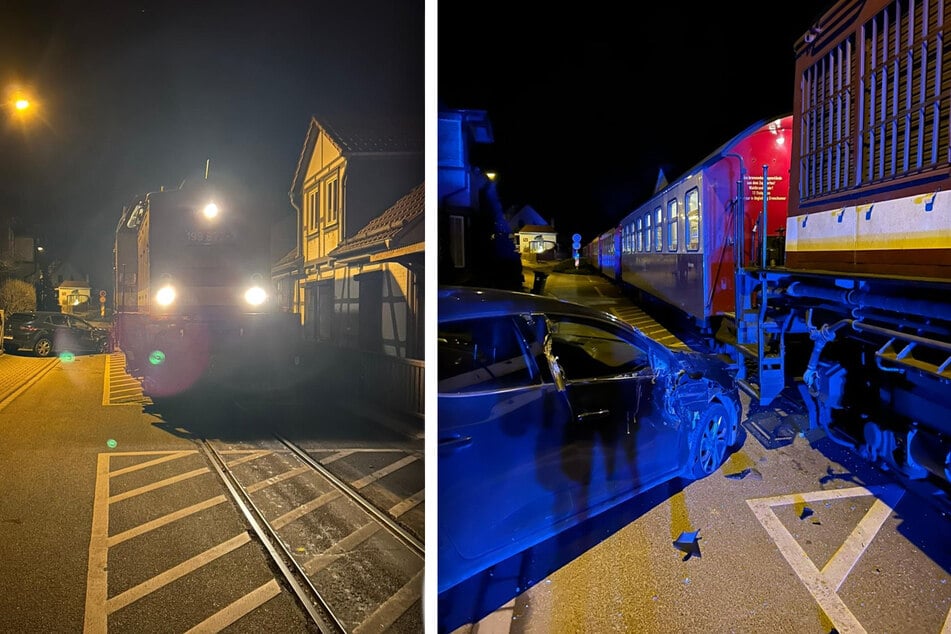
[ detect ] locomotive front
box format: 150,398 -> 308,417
115,183 -> 300,397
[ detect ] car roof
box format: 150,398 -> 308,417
438,285 -> 629,328
11,311 -> 63,317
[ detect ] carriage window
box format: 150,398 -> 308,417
635,217 -> 643,252
644,212 -> 653,252
438,316 -> 536,393
686,188 -> 700,251
667,199 -> 679,251
654,207 -> 663,252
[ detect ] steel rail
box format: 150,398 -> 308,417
200,439 -> 344,633
273,432 -> 425,558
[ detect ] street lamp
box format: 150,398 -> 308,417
4,85 -> 40,128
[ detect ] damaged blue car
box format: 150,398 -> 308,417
438,286 -> 743,593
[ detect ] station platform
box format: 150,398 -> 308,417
524,263 -> 690,351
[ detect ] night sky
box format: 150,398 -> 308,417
0,0 -> 423,290
438,2 -> 832,246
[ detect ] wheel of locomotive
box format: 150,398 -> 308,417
33,336 -> 53,358
684,401 -> 731,479
98,338 -> 111,354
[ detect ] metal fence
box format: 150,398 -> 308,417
300,342 -> 425,421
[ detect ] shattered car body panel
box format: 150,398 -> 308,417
437,286 -> 743,594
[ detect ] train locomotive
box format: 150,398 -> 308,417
586,0 -> 951,488
113,173 -> 300,398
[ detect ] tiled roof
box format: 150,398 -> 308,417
290,111 -> 422,198
518,224 -> 555,233
318,112 -> 423,154
330,183 -> 424,258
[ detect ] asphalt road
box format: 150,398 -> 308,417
0,351 -> 323,632
440,269 -> 951,634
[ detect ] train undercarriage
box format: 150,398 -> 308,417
727,267 -> 951,488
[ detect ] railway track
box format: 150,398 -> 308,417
200,432 -> 424,633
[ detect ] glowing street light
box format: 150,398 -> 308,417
4,85 -> 40,124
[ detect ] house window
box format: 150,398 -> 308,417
450,215 -> 465,268
686,188 -> 700,251
307,187 -> 319,230
325,177 -> 339,225
667,199 -> 679,251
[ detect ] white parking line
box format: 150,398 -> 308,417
747,484 -> 906,634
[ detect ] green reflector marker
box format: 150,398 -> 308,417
149,350 -> 166,365
60,352 -> 75,362
106,439 -> 117,448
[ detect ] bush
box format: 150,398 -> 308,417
0,279 -> 37,315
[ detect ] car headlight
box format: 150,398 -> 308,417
155,284 -> 176,306
244,285 -> 267,306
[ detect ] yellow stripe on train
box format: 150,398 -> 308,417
786,190 -> 951,252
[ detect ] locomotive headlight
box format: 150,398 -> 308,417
202,202 -> 219,219
244,285 -> 267,306
155,284 -> 177,306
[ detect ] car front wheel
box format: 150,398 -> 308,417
685,401 -> 730,479
33,337 -> 53,358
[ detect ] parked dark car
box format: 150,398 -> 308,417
3,311 -> 111,357
437,286 -> 743,593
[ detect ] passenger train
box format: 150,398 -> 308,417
585,0 -> 951,488
113,169 -> 299,397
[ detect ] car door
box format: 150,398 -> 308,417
437,312 -> 574,590
66,316 -> 98,352
545,313 -> 682,507
48,314 -> 73,351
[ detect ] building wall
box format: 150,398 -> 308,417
299,130 -> 346,330
318,261 -> 414,358
518,231 -> 558,253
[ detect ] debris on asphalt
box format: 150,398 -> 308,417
725,467 -> 763,480
799,506 -> 814,520
673,530 -> 702,560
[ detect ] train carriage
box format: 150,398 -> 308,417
616,116 -> 792,329
595,226 -> 621,280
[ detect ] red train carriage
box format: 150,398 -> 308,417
616,116 -> 792,328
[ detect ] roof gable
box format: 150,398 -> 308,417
290,111 -> 423,199
329,182 -> 424,259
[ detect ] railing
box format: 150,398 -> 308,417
358,352 -> 425,419
299,342 -> 425,421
